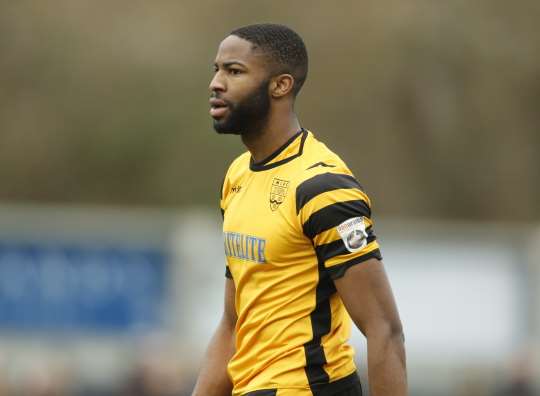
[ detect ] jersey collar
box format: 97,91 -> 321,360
249,128 -> 308,172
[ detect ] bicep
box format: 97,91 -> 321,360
334,258 -> 402,337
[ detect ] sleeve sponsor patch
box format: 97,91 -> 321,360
336,216 -> 368,253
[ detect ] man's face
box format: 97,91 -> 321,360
209,35 -> 271,135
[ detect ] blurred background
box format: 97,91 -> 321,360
0,1 -> 539,395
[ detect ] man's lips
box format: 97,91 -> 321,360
209,98 -> 229,118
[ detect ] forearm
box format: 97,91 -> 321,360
366,330 -> 407,396
191,319 -> 236,396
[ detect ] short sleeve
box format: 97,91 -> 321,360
296,172 -> 382,279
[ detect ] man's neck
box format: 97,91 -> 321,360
241,112 -> 301,164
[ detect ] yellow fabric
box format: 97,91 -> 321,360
221,130 -> 379,395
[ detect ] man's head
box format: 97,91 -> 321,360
209,23 -> 308,135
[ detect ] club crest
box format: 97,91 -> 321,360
269,178 -> 290,211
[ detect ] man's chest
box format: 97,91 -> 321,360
222,172 -> 309,269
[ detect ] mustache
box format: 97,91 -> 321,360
210,92 -> 232,106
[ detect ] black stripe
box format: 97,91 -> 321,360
315,239 -> 349,262
303,200 -> 371,240
304,256 -> 335,393
225,266 -> 232,279
318,372 -> 362,396
220,208 -> 224,219
326,249 -> 382,280
296,173 -> 364,214
243,373 -> 362,396
315,227 -> 375,262
243,389 -> 277,396
250,129 -> 307,171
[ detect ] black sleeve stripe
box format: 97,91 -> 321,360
225,266 -> 232,278
316,239 -> 349,261
315,227 -> 376,261
302,200 -> 372,240
296,173 -> 364,214
220,208 -> 224,219
326,249 -> 382,280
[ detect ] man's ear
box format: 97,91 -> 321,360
270,74 -> 295,98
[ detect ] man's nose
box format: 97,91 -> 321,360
209,71 -> 225,93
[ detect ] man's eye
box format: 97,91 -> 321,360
229,69 -> 242,75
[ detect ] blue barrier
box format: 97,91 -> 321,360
0,241 -> 167,332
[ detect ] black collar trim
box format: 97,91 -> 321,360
249,129 -> 307,172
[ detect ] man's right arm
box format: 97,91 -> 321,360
191,278 -> 237,396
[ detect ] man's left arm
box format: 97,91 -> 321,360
334,257 -> 407,396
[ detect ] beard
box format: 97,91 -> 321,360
212,79 -> 270,136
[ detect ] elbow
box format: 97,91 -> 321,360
387,317 -> 405,342
366,319 -> 405,344
391,321 -> 405,344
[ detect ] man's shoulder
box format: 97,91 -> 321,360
220,151 -> 250,204
287,133 -> 374,226
291,132 -> 369,210
225,151 -> 251,177
297,131 -> 354,184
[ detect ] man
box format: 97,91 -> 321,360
192,24 -> 406,396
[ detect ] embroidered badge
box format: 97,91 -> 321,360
269,178 -> 290,211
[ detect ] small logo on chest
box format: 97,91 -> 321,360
269,178 -> 290,211
231,185 -> 242,193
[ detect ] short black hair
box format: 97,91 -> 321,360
230,23 -> 308,97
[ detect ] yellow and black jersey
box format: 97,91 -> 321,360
220,129 -> 381,396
